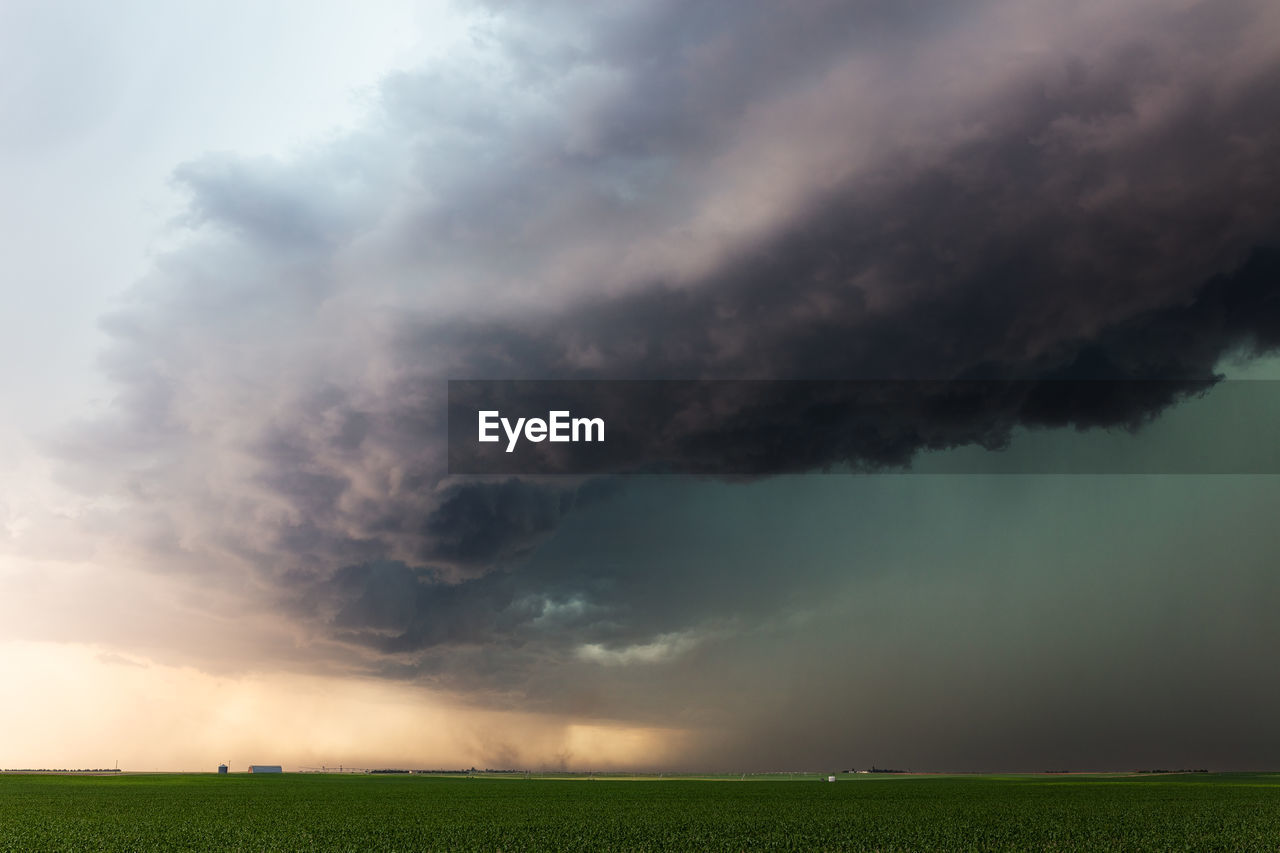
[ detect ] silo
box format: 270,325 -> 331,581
218,764 -> 228,774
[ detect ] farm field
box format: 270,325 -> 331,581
1,772 -> 1278,851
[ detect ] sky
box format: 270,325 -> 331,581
1,0 -> 1279,773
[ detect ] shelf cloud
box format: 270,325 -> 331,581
31,0 -> 1280,769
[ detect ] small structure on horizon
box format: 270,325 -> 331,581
248,765 -> 282,773
217,764 -> 228,775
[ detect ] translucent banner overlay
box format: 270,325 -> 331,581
447,379 -> 1280,475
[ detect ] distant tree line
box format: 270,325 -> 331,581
2,768 -> 121,773
367,767 -> 527,775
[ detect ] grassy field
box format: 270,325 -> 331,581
1,772 -> 1279,851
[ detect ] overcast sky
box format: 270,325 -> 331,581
2,0 -> 1280,772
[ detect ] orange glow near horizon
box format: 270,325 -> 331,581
0,640 -> 690,773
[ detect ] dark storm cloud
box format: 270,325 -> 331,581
443,249 -> 1280,477
54,0 -> 1280,762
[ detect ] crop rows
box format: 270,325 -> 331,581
1,772 -> 1278,851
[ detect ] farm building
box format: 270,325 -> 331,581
217,764 -> 228,774
248,765 -> 282,773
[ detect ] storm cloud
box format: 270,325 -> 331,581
40,0 -> 1280,768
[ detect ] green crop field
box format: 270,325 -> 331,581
1,772 -> 1279,851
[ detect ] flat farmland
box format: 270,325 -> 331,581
1,772 -> 1278,851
